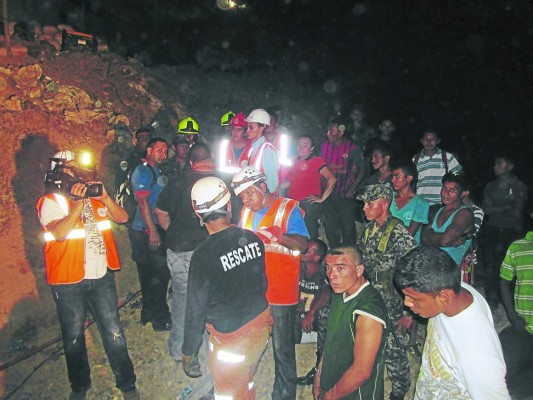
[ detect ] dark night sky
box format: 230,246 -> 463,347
11,0 -> 533,193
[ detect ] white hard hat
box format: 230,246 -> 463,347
50,150 -> 76,170
244,109 -> 271,126
191,177 -> 231,214
231,166 -> 266,196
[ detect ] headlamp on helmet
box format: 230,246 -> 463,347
230,166 -> 266,196
191,177 -> 231,215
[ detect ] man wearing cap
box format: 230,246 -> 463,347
243,108 -> 280,193
183,176 -> 272,399
356,184 -> 416,400
231,166 -> 309,400
160,134 -> 191,181
155,143 -> 216,371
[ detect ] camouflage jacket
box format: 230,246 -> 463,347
357,215 -> 416,288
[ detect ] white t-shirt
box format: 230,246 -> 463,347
415,283 -> 510,400
39,196 -> 108,279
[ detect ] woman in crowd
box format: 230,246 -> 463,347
282,134 -> 336,238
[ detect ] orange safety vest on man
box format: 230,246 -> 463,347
240,197 -> 301,305
36,193 -> 120,285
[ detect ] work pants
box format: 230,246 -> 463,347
207,309 -> 272,399
271,304 -> 297,400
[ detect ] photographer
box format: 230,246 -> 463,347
37,150 -> 139,400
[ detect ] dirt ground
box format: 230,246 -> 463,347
0,49 -> 525,400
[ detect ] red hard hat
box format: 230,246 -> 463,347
231,112 -> 247,128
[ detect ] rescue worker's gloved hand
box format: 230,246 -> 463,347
182,354 -> 202,378
256,226 -> 283,244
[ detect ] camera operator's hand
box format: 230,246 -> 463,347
70,182 -> 88,201
91,181 -> 129,224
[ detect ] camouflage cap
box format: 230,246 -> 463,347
356,184 -> 393,202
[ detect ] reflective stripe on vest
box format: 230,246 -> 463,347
218,139 -> 240,174
44,220 -> 112,242
242,199 -> 300,256
277,134 -> 292,167
248,142 -> 270,171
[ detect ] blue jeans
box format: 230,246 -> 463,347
271,304 -> 297,400
50,272 -> 136,392
167,249 -> 194,360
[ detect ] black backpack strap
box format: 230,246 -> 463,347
441,151 -> 449,173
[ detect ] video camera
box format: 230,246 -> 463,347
44,154 -> 103,199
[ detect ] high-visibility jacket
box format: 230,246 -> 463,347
217,138 -> 250,174
36,193 -> 120,285
245,140 -> 278,173
240,197 -> 301,305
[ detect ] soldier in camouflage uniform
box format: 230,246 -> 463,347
159,134 -> 191,181
356,184 -> 417,400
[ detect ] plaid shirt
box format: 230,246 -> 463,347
321,138 -> 363,196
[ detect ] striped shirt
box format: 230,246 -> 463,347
500,231 -> 533,334
321,139 -> 363,197
413,148 -> 462,205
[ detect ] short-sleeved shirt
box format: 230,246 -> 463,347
156,169 -> 214,252
415,283 -> 510,399
321,139 -> 364,197
182,226 -> 269,355
297,262 -> 328,314
413,148 -> 462,205
500,231 -> 533,334
130,162 -> 166,231
389,194 -> 429,244
286,156 -> 327,200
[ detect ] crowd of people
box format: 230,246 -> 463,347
35,104 -> 532,399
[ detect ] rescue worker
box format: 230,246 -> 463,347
182,176 -> 272,399
217,112 -> 250,175
219,110 -> 235,137
242,109 -> 280,193
177,116 -> 200,146
265,107 -> 295,186
231,166 -> 309,400
217,111 -> 251,224
37,150 -> 139,400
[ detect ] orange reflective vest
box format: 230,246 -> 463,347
217,138 -> 251,174
240,197 -> 301,305
36,193 -> 120,285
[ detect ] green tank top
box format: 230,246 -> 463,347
320,283 -> 389,399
